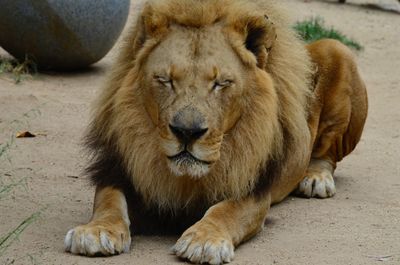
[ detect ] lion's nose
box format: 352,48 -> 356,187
169,124 -> 208,144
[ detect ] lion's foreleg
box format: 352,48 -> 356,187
172,193 -> 271,264
64,186 -> 131,256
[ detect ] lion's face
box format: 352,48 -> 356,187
89,0 -> 313,208
142,25 -> 249,178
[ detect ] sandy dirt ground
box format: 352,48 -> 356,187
0,0 -> 399,264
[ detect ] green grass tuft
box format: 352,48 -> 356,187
0,56 -> 37,84
0,178 -> 27,200
294,17 -> 363,51
0,211 -> 42,256
0,141 -> 12,159
0,106 -> 45,260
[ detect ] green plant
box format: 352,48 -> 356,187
294,17 -> 363,51
0,178 -> 28,200
0,139 -> 13,160
0,106 -> 42,165
0,106 -> 44,261
0,211 -> 42,256
0,56 -> 37,84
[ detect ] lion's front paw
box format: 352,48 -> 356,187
172,222 -> 234,265
297,169 -> 336,198
64,222 -> 131,256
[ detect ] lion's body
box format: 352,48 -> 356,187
65,0 -> 367,263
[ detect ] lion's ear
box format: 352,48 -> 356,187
241,15 -> 277,68
124,5 -> 169,65
141,6 -> 170,41
129,5 -> 169,54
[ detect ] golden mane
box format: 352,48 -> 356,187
86,0 -> 313,211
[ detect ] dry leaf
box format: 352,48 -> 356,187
35,132 -> 48,136
16,131 -> 36,138
367,255 -> 393,262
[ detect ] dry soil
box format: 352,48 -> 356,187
0,0 -> 399,264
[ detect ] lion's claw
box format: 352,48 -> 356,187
64,223 -> 131,256
172,224 -> 234,264
298,169 -> 336,198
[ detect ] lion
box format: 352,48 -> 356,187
64,0 -> 368,264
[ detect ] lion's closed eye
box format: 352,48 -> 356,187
212,80 -> 234,91
154,75 -> 173,88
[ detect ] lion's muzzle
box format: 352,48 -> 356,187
169,106 -> 208,145
164,106 -> 216,177
169,125 -> 208,145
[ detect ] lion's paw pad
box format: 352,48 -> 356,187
172,233 -> 234,264
64,224 -> 131,256
297,170 -> 336,198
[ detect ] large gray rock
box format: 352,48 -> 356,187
0,0 -> 130,69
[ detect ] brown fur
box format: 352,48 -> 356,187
306,39 -> 368,164
65,0 -> 367,263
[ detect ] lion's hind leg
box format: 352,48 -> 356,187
64,186 -> 131,256
296,39 -> 368,199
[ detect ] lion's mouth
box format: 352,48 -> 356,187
167,150 -> 211,165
